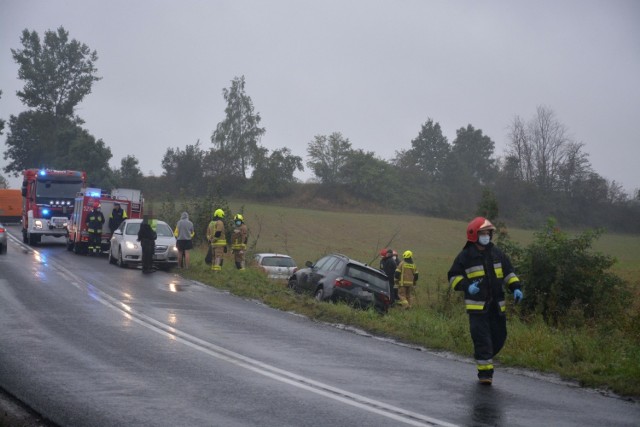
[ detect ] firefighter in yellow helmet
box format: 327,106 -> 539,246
394,250 -> 419,309
206,208 -> 228,271
230,213 -> 248,270
447,217 -> 523,385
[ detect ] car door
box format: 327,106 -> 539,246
299,255 -> 334,294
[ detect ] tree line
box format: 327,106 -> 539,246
2,27 -> 639,233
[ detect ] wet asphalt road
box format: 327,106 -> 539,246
0,225 -> 638,427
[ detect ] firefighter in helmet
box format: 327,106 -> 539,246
86,201 -> 105,255
447,217 -> 523,385
206,208 -> 228,271
231,213 -> 248,270
394,250 -> 419,309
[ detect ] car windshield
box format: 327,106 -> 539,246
262,256 -> 296,268
125,222 -> 141,235
346,264 -> 389,292
156,223 -> 173,237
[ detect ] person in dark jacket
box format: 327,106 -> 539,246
379,248 -> 398,305
108,202 -> 128,234
137,216 -> 157,273
447,217 -> 523,385
86,202 -> 105,256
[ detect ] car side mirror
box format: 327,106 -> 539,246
305,261 -> 313,268
114,229 -> 122,235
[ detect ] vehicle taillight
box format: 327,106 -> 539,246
334,277 -> 352,288
0,227 -> 5,233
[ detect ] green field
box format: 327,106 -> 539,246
178,200 -> 640,398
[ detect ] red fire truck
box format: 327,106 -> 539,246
66,187 -> 143,255
21,169 -> 87,245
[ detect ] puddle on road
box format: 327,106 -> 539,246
167,282 -> 190,292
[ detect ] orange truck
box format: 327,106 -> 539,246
0,189 -> 22,223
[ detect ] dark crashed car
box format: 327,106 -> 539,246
288,253 -> 391,313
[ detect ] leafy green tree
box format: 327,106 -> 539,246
116,155 -> 143,188
3,112 -> 112,182
3,27 -> 108,181
0,175 -> 8,189
211,76 -> 265,179
248,147 -> 303,198
161,141 -> 205,194
306,132 -> 352,185
342,149 -> 400,203
0,90 -> 5,135
450,124 -> 496,184
395,118 -> 450,181
11,27 -> 100,118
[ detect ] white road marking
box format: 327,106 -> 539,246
14,240 -> 459,427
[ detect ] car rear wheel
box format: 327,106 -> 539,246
288,277 -> 298,292
314,286 -> 325,301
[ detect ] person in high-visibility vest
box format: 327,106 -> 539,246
206,209 -> 227,271
230,213 -> 248,270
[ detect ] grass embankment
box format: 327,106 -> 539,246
176,202 -> 640,398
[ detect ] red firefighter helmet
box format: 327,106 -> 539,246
93,201 -> 100,209
467,217 -> 496,243
379,248 -> 388,257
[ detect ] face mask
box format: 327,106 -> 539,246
478,235 -> 491,246
235,220 -> 242,226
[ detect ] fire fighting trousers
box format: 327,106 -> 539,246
233,249 -> 245,269
397,286 -> 415,308
88,232 -> 101,253
211,245 -> 225,271
468,307 -> 507,378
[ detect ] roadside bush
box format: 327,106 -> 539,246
517,218 -> 630,325
156,192 -> 234,245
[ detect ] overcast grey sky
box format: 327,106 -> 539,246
1,0 -> 639,193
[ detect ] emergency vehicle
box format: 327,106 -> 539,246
66,187 -> 143,255
21,169 -> 87,245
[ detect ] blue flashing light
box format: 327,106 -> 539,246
42,208 -> 50,216
39,169 -> 46,176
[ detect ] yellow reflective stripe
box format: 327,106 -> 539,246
499,301 -> 506,312
465,265 -> 483,275
477,364 -> 494,371
465,303 -> 485,310
450,276 -> 463,289
468,271 -> 484,279
494,267 -> 504,278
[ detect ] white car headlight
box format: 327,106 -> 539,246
125,241 -> 138,250
171,245 -> 178,252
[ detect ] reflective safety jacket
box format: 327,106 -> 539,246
108,207 -> 127,232
448,242 -> 521,313
231,223 -> 248,250
395,259 -> 419,287
86,209 -> 105,234
206,219 -> 227,247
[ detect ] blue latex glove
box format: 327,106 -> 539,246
514,289 -> 523,304
468,280 -> 480,295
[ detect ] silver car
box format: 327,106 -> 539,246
108,219 -> 178,270
0,223 -> 7,255
254,253 -> 298,280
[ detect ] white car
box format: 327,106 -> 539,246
254,253 -> 298,280
109,219 -> 178,270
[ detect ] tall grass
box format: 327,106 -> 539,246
167,200 -> 640,398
